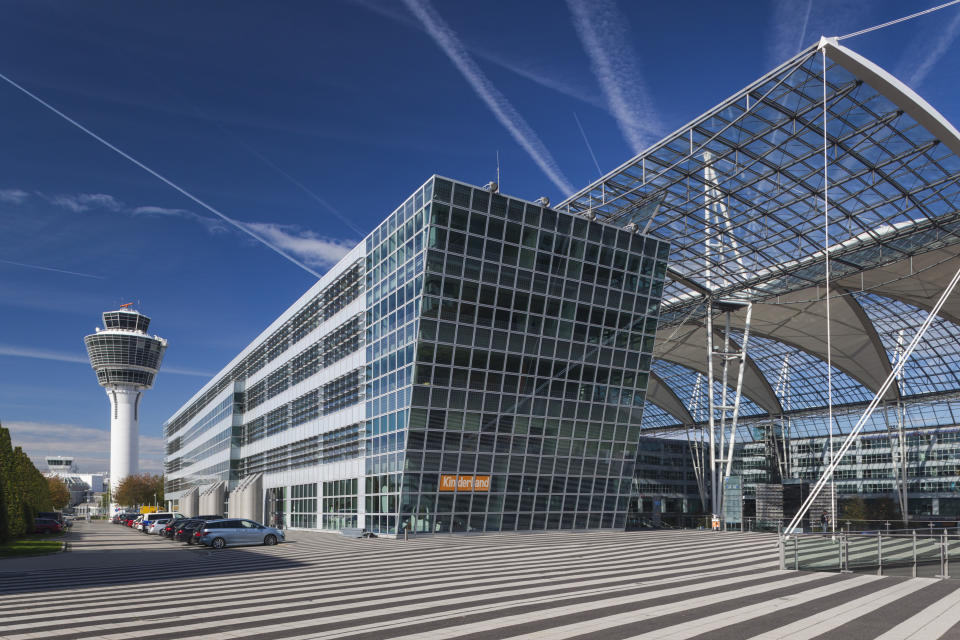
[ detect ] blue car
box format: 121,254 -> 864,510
197,519 -> 285,549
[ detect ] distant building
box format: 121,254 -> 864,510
43,455 -> 105,508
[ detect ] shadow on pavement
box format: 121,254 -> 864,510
0,523 -> 306,596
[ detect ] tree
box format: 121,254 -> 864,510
115,473 -> 164,508
840,496 -> 870,523
0,441 -> 7,543
0,425 -> 51,538
47,476 -> 71,510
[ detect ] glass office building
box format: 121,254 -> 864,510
164,176 -> 670,535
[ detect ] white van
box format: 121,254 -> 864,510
137,512 -> 184,531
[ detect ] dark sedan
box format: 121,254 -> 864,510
174,519 -> 206,543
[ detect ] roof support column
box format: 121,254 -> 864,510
706,299 -> 753,519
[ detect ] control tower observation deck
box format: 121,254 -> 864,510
84,307 -> 167,501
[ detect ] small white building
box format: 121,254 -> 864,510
43,455 -> 106,508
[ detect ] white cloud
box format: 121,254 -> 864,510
32,188 -> 352,276
5,421 -> 163,474
566,0 -> 662,155
402,0 -> 575,196
0,188 -> 29,204
241,222 -> 355,268
131,205 -> 228,234
46,192 -> 125,213
163,365 -> 217,378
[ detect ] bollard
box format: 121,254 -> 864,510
778,537 -> 786,571
794,536 -> 799,571
912,530 -> 917,578
838,534 -> 843,571
877,534 -> 883,576
938,530 -> 951,579
842,535 -> 852,573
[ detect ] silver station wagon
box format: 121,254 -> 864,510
197,519 -> 285,549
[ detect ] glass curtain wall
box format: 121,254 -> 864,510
362,179 -> 431,534
396,177 -> 669,534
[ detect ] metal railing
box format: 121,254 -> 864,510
778,528 -> 960,579
630,514 -> 960,536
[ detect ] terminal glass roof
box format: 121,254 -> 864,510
557,39 -> 960,435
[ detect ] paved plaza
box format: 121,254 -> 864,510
2,521 -> 960,639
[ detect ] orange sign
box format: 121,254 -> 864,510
439,475 -> 490,492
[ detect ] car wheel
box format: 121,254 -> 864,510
211,537 -> 226,549
264,534 -> 277,546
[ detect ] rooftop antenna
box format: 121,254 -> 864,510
496,150 -> 501,192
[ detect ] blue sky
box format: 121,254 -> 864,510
1,0 -> 959,473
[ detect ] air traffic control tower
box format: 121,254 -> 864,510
85,306 -> 167,505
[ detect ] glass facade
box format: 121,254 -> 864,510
164,176 -> 670,535
390,178 -> 668,534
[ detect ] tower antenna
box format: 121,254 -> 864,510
496,150 -> 501,191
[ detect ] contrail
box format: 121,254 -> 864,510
0,71 -> 324,279
0,258 -> 103,279
573,112 -> 603,177
908,9 -> 960,86
177,96 -> 366,239
0,344 -> 214,377
566,0 -> 662,155
353,0 -> 607,110
402,0 -> 575,196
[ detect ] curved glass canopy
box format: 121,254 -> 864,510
555,40 -> 960,436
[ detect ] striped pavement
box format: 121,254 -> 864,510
1,522 -> 959,638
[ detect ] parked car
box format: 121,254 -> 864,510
38,512 -> 65,527
173,519 -> 204,543
33,518 -> 62,534
170,518 -> 202,542
132,515 -> 145,529
139,512 -> 184,532
197,519 -> 285,549
144,518 -> 171,535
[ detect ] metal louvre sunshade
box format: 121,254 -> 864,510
556,39 -> 960,433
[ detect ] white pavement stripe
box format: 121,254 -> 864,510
0,540 -> 776,614
0,541 -> 775,615
458,573 -> 840,640
622,576 -> 919,640
271,573 -> 826,640
32,569 -> 787,640
874,586 -> 960,640
0,562 -> 765,634
743,578 -> 936,640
